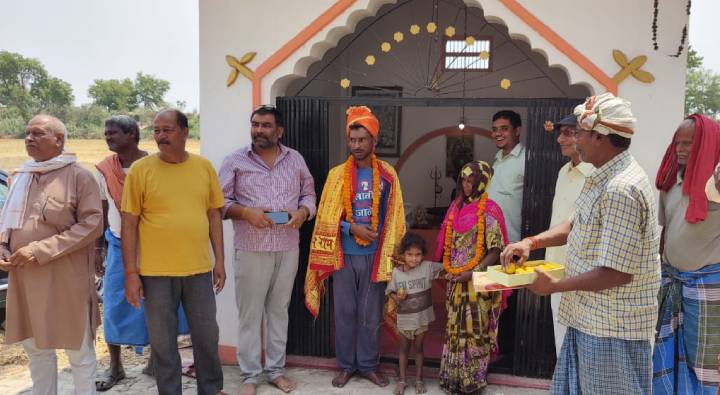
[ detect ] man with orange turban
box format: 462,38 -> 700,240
304,106 -> 405,388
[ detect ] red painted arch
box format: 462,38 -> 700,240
394,126 -> 492,173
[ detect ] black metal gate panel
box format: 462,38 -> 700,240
276,96 -> 333,357
513,98 -> 583,377
276,95 -> 584,377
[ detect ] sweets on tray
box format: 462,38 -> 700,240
485,260 -> 565,287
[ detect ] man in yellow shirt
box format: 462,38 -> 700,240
544,114 -> 594,357
121,109 -> 226,395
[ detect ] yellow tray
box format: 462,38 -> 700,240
485,260 -> 565,287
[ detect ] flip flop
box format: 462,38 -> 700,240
95,369 -> 126,392
393,380 -> 407,395
181,361 -> 196,379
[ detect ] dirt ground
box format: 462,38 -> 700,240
0,306 -> 154,378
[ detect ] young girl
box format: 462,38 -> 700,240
386,233 -> 444,395
435,160 -> 509,394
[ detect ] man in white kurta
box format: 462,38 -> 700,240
543,114 -> 594,357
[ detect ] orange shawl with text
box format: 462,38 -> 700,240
304,158 -> 405,318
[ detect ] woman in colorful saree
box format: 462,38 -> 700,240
435,160 -> 509,394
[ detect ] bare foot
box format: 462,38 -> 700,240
415,380 -> 426,394
270,376 -> 296,393
238,383 -> 256,395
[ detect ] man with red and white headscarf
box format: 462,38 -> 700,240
501,93 -> 660,394
305,106 -> 405,389
652,114 -> 720,394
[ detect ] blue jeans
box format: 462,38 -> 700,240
332,254 -> 386,374
142,272 -> 223,395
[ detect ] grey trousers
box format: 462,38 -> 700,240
332,254 -> 386,374
234,250 -> 299,384
142,272 -> 223,395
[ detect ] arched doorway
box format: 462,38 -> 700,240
275,0 -> 591,378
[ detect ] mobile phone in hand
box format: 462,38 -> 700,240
265,211 -> 289,224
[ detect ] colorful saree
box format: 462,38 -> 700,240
435,198 -> 508,394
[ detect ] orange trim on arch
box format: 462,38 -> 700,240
498,0 -> 617,94
251,0 -> 616,107
252,0 -> 358,106
394,126 -> 492,173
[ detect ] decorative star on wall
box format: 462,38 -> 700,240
225,52 -> 256,87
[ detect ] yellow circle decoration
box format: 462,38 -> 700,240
340,78 -> 351,89
365,55 -> 376,66
381,42 -> 391,52
500,78 -> 512,90
445,26 -> 456,37
393,32 -> 404,42
479,50 -> 490,60
426,22 -> 437,33
465,36 -> 476,46
410,24 -> 421,35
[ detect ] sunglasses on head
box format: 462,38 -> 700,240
254,104 -> 277,111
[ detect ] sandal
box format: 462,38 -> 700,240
95,369 -> 126,392
393,380 -> 407,395
415,380 -> 427,394
181,361 -> 196,379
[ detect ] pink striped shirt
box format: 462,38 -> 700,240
219,144 -> 316,252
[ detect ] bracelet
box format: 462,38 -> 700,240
524,236 -> 540,250
124,270 -> 138,276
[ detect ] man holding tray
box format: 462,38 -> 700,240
219,105 -> 316,395
501,93 -> 660,395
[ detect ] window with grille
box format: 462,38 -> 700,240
443,36 -> 491,71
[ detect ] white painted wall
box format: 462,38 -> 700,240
200,0 -> 689,350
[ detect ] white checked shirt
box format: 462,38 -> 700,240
559,151 -> 661,341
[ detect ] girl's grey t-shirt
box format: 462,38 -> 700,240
386,261 -> 444,331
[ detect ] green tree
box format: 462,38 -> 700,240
0,51 -> 75,120
134,72 -> 170,109
88,78 -> 137,112
685,47 -> 720,119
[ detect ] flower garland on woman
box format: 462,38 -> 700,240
434,160 -> 510,394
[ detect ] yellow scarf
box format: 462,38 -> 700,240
304,158 -> 405,318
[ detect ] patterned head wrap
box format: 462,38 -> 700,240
574,92 -> 636,139
456,160 -> 493,203
345,106 -> 379,138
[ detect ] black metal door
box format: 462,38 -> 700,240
512,98 -> 582,377
276,96 -> 333,357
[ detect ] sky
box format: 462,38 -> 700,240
0,0 -> 718,112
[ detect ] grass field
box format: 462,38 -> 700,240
0,139 -> 201,172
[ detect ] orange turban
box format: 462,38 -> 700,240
345,106 -> 379,138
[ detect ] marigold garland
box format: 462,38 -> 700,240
443,193 -> 488,275
343,154 -> 380,246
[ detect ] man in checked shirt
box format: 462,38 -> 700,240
219,105 -> 316,395
502,93 -> 661,395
